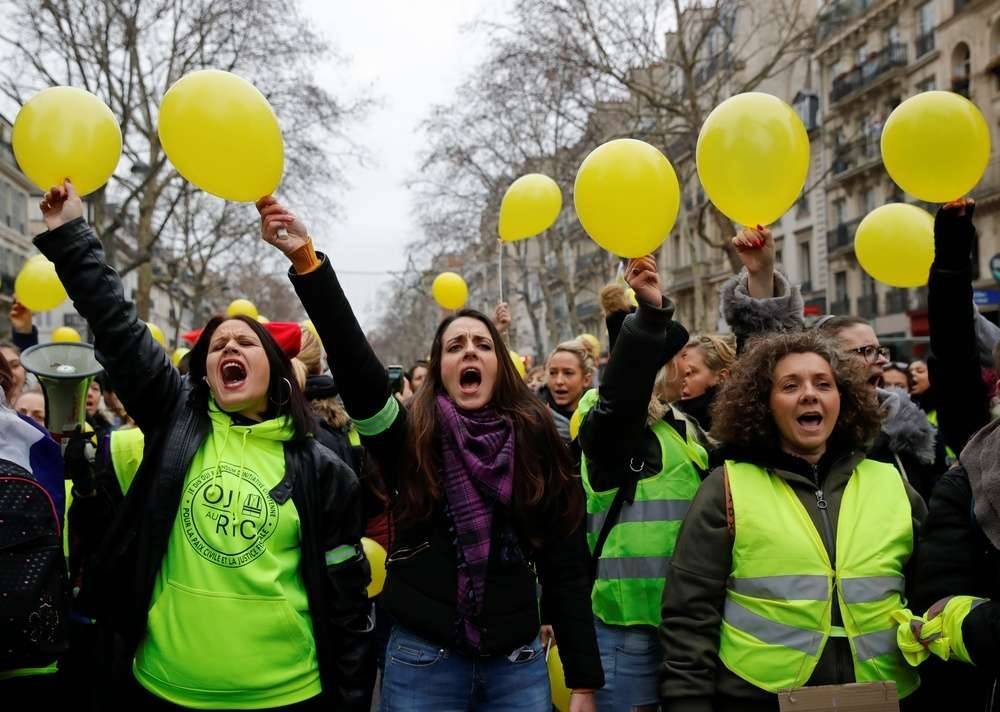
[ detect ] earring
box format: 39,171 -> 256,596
270,377 -> 292,408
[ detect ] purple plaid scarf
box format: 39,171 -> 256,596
436,394 -> 515,651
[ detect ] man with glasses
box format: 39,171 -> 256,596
722,228 -> 945,502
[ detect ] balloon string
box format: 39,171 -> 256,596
498,240 -> 504,304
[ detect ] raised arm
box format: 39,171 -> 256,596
33,181 -> 183,431
257,199 -> 405,470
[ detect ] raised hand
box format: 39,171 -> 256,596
256,196 -> 310,257
494,302 -> 511,335
9,299 -> 32,335
624,255 -> 662,308
733,226 -> 775,298
40,180 -> 84,231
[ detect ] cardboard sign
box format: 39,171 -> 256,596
778,681 -> 899,712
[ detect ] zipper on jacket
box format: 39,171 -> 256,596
811,464 -> 846,684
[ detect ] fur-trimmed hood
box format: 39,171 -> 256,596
720,268 -> 805,350
877,386 -> 937,465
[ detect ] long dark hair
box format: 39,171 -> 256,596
188,315 -> 314,439
399,309 -> 583,543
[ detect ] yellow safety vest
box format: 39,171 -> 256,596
719,459 -> 919,697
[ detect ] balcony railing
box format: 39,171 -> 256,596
831,43 -> 908,103
858,293 -> 879,319
885,288 -> 910,314
831,138 -> 880,177
830,298 -> 851,316
915,31 -> 935,58
827,217 -> 863,251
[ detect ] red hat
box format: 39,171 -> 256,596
180,321 -> 302,359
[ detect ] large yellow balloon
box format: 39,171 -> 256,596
432,272 -> 468,310
14,257 -> 67,312
697,92 -> 810,226
12,87 -> 122,196
51,326 -> 81,343
158,70 -> 283,202
361,537 -> 387,598
854,203 -> 934,288
547,645 -> 571,712
498,174 -> 563,242
881,91 -> 990,202
147,323 -> 166,347
574,139 -> 680,257
171,347 -> 190,367
226,299 -> 259,320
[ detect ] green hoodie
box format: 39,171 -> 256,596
133,401 -> 322,709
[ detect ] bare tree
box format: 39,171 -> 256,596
0,0 -> 370,318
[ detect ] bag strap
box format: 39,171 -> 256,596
589,457 -> 641,582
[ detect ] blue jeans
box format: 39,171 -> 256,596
380,625 -> 551,711
594,617 -> 660,710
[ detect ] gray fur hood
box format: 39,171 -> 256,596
720,267 -> 805,344
877,387 -> 937,465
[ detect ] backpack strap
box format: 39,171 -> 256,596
589,458 -> 641,582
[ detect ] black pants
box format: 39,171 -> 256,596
0,672 -> 67,711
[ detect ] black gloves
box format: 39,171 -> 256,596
64,427 -> 96,497
934,201 -> 977,271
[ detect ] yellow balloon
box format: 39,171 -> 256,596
578,333 -> 600,357
697,92 -> 810,226
625,287 -> 638,307
158,70 -> 283,202
547,645 -> 572,712
12,87 -> 122,196
51,326 -> 81,343
171,347 -> 190,367
569,408 -> 582,441
575,139 -> 680,257
147,323 -> 166,347
509,350 -> 526,378
226,299 -> 259,320
14,257 -> 67,312
881,91 -> 990,203
432,272 -> 468,310
301,319 -> 318,339
854,203 -> 934,288
361,537 -> 387,598
257,315 -> 270,324
498,174 -> 563,242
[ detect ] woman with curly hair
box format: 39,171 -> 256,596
658,331 -> 927,711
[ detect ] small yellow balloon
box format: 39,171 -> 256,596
432,272 -> 468,310
509,350 -> 526,378
158,70 -> 283,202
881,91 -> 990,203
625,288 -> 638,307
569,408 -> 582,441
301,319 -> 318,339
171,347 -> 190,367
147,323 -> 166,347
227,299 -> 259,320
361,537 -> 387,598
578,333 -> 600,358
14,257 -> 67,312
547,645 -> 572,712
51,326 -> 81,343
498,174 -> 563,242
257,315 -> 270,324
12,87 -> 122,196
697,92 -> 810,226
854,203 -> 935,288
575,139 -> 680,257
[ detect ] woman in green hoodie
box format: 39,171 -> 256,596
35,181 -> 374,711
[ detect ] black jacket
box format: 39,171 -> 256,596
37,218 -> 374,710
288,256 -> 604,690
580,296 -> 697,493
911,467 -> 1000,711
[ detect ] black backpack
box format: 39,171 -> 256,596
0,458 -> 70,670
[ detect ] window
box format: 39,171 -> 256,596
916,76 -> 937,92
862,273 -> 876,296
885,23 -> 901,46
835,271 -> 848,301
798,238 -> 813,289
917,2 -> 935,36
833,198 -> 847,225
952,42 -> 972,96
856,43 -> 870,64
859,188 -> 877,216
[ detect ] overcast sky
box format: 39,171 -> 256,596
301,0 -> 494,330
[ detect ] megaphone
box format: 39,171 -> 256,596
20,342 -> 103,444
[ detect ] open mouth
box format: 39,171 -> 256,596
459,367 -> 482,393
796,411 -> 824,431
220,359 -> 248,389
868,373 -> 883,388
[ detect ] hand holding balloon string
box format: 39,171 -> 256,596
732,225 -> 775,299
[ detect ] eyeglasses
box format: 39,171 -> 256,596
844,345 -> 890,363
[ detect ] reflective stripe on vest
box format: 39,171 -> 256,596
719,459 -> 918,698
579,392 -> 706,627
